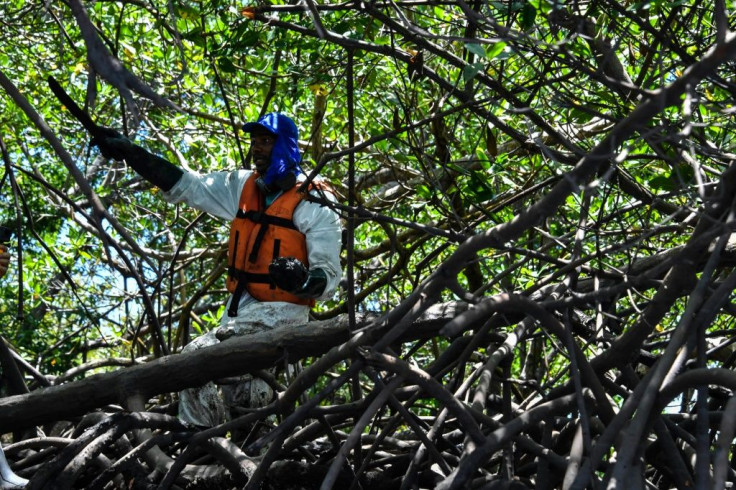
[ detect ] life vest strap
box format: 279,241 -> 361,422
227,270 -> 273,317
236,210 -> 299,230
227,269 -> 272,283
237,209 -> 300,265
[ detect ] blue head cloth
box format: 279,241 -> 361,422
242,112 -> 302,186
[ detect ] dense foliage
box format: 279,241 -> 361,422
1,0 -> 736,488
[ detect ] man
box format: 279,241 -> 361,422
94,112 -> 342,427
0,244 -> 29,489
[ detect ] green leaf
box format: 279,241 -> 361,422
417,184 -> 432,199
648,175 -> 673,191
476,148 -> 491,170
486,41 -> 507,59
520,3 -> 537,30
241,30 -> 260,47
218,57 -> 236,73
463,62 -> 485,82
571,108 -> 593,123
464,43 -> 486,58
468,171 -> 495,202
175,4 -> 200,19
333,21 -> 351,35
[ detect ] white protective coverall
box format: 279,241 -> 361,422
164,169 -> 342,427
0,444 -> 26,489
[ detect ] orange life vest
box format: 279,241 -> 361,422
226,174 -> 315,308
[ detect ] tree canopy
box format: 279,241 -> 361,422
2,0 -> 736,488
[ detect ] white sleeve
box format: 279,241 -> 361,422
293,191 -> 343,300
161,169 -> 252,221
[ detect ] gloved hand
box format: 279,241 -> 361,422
269,257 -> 308,292
269,257 -> 327,298
90,129 -> 138,161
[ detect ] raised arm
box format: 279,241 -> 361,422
93,132 -> 183,192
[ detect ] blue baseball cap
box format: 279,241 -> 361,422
242,112 -> 302,185
242,113 -> 298,138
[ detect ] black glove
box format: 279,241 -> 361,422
269,257 -> 327,298
90,129 -> 183,192
90,130 -> 138,161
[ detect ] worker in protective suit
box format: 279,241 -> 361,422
94,113 -> 342,427
0,244 -> 29,489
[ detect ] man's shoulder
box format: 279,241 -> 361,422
222,168 -> 254,189
227,168 -> 253,179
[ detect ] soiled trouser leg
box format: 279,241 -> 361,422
178,300 -> 310,428
178,329 -> 228,428
0,444 -> 28,489
178,323 -> 275,427
221,372 -> 274,415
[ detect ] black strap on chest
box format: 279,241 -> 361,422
237,210 -> 298,263
227,270 -> 273,317
228,210 -> 299,317
236,209 -> 297,228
